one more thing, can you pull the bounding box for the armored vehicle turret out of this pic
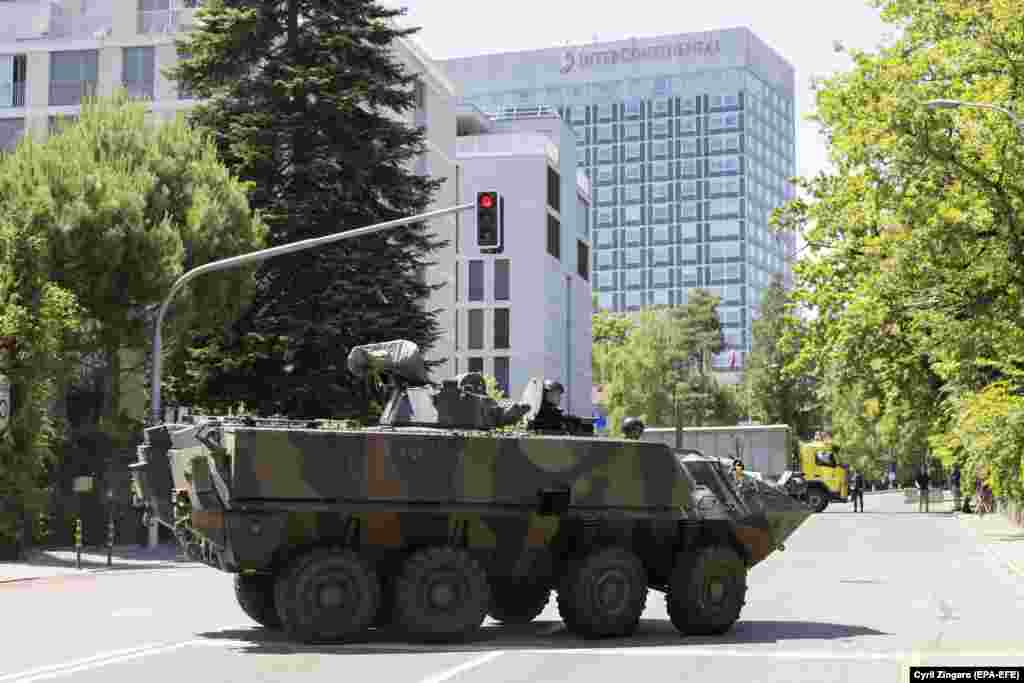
[132,339,812,643]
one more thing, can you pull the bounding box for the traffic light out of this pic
[476,191,502,252]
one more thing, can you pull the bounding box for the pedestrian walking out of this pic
[850,469,865,512]
[950,464,962,511]
[888,469,896,490]
[915,467,931,512]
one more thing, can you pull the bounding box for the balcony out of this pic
[138,1,202,34]
[123,81,155,101]
[138,9,179,34]
[49,80,98,107]
[0,82,27,108]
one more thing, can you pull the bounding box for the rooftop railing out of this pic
[484,104,562,121]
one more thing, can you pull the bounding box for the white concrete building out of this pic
[454,104,593,416]
[0,0,464,401]
[0,2,594,413]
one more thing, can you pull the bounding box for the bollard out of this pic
[107,515,115,567]
[74,518,82,570]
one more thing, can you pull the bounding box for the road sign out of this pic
[593,412,607,431]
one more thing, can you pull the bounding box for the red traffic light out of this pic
[478,193,495,209]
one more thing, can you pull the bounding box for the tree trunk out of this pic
[101,345,121,426]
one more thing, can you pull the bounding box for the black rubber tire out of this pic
[372,576,394,629]
[393,546,490,642]
[273,547,380,643]
[557,546,647,639]
[807,487,829,513]
[488,580,550,624]
[667,545,747,636]
[234,573,282,628]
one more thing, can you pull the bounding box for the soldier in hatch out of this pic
[531,380,587,433]
[621,417,645,440]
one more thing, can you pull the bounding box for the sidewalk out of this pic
[958,510,1024,578]
[0,544,204,584]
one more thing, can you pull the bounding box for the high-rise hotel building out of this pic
[442,28,797,370]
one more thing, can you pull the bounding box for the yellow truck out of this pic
[799,440,849,512]
[640,426,848,513]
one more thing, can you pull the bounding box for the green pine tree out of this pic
[169,0,446,419]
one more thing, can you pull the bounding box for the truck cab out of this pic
[799,441,849,512]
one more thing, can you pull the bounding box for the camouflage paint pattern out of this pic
[133,418,812,578]
[220,428,695,512]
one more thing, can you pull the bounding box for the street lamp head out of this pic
[923,99,963,110]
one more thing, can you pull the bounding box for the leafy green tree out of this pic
[745,274,819,438]
[10,93,265,429]
[0,173,82,549]
[668,289,726,427]
[593,289,732,434]
[775,0,1024,500]
[170,0,445,420]
[0,92,265,546]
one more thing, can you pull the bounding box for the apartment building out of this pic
[0,0,464,421]
[0,1,595,416]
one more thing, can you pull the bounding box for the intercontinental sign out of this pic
[560,36,721,74]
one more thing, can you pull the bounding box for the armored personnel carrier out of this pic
[132,339,812,643]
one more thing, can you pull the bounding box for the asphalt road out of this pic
[2,492,1023,683]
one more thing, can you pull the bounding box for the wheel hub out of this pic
[707,579,725,604]
[430,582,456,608]
[595,572,628,612]
[318,583,346,609]
[426,572,463,611]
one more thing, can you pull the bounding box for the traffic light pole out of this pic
[148,202,476,426]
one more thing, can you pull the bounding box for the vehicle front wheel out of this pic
[667,545,747,636]
[806,487,829,513]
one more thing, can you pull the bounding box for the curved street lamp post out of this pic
[923,99,1024,137]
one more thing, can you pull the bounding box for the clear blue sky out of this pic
[384,0,895,183]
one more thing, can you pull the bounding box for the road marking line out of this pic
[8,642,198,683]
[416,651,505,683]
[502,647,907,661]
[0,643,178,683]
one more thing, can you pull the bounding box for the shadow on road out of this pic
[197,618,888,656]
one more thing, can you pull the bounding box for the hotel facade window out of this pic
[446,28,797,364]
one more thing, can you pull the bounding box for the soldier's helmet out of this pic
[542,380,565,405]
[621,416,645,440]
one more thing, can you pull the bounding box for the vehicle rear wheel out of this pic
[488,580,550,624]
[667,545,746,636]
[393,546,490,642]
[557,546,647,639]
[234,573,281,628]
[274,547,380,643]
[806,487,829,512]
